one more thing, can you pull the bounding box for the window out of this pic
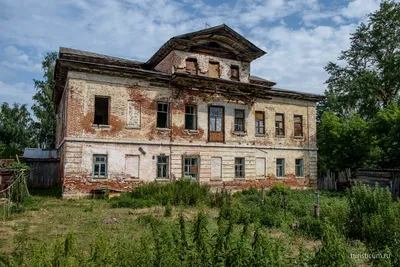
[295,159,304,177]
[183,157,199,180]
[276,158,285,177]
[255,111,265,134]
[93,155,107,178]
[208,62,220,78]
[185,105,197,130]
[294,115,303,137]
[275,113,285,136]
[157,156,169,179]
[186,58,198,75]
[94,97,109,125]
[157,102,170,128]
[235,158,245,178]
[210,107,223,132]
[234,109,245,132]
[230,65,239,81]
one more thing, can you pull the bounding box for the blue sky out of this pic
[0,0,385,109]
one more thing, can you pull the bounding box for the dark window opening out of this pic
[93,155,107,178]
[230,65,239,81]
[235,157,245,178]
[185,105,197,130]
[208,62,220,78]
[94,97,109,125]
[157,156,169,179]
[276,158,285,177]
[234,109,245,132]
[255,111,265,134]
[183,157,199,180]
[157,102,170,128]
[275,113,285,136]
[294,115,303,137]
[295,158,304,177]
[186,58,198,75]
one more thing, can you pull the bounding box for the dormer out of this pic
[148,24,266,83]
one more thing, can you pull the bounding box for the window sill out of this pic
[275,135,285,138]
[255,134,266,137]
[155,178,170,182]
[125,126,141,129]
[184,129,199,134]
[92,124,111,129]
[294,136,304,140]
[296,176,305,179]
[233,132,247,136]
[91,177,108,181]
[234,178,246,181]
[156,128,171,131]
[276,176,285,179]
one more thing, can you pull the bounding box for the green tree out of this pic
[32,52,58,148]
[0,103,37,158]
[322,0,400,119]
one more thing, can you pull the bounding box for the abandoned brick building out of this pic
[53,24,323,198]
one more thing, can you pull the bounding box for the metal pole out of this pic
[314,191,320,218]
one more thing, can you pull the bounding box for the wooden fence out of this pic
[24,159,60,188]
[318,169,351,190]
[354,169,400,197]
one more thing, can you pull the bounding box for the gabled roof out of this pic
[145,24,266,68]
[250,75,276,87]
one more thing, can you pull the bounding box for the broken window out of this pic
[294,115,303,137]
[235,157,245,178]
[185,105,197,130]
[275,113,285,136]
[157,102,170,128]
[186,58,198,75]
[276,158,285,177]
[295,158,304,177]
[208,62,220,78]
[157,156,169,179]
[255,111,265,134]
[234,109,245,132]
[93,155,107,178]
[183,157,199,180]
[230,65,239,81]
[94,96,109,125]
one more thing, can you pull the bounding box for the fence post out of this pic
[314,191,320,219]
[283,191,286,218]
[261,186,265,204]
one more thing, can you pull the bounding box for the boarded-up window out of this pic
[125,155,139,178]
[256,158,266,178]
[275,113,285,136]
[230,65,239,81]
[183,157,199,180]
[186,58,198,75]
[127,100,141,127]
[294,115,303,137]
[255,111,265,134]
[208,62,220,78]
[94,96,109,125]
[234,109,245,132]
[211,157,222,180]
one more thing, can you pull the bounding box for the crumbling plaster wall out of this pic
[155,50,250,82]
[64,72,317,148]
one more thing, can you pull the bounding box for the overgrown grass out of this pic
[1,181,398,266]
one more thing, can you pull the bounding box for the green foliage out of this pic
[110,179,211,208]
[4,162,30,170]
[0,103,37,158]
[32,52,58,149]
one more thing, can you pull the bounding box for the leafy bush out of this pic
[109,195,158,208]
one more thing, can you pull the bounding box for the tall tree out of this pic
[32,52,58,148]
[323,0,400,119]
[0,103,37,158]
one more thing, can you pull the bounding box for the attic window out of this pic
[230,65,239,81]
[186,58,198,75]
[209,42,221,48]
[94,96,109,125]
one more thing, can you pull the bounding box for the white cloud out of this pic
[0,81,35,107]
[341,0,380,19]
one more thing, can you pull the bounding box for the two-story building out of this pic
[53,24,323,198]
